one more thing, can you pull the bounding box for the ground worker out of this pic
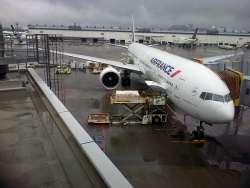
[66,67,70,74]
[127,55,131,63]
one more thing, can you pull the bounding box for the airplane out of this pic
[176,28,198,48]
[11,25,28,43]
[10,25,40,43]
[2,30,14,40]
[52,16,235,140]
[3,30,13,36]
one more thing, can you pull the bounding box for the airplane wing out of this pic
[201,52,243,64]
[53,51,143,74]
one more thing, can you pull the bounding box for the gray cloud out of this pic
[0,0,249,30]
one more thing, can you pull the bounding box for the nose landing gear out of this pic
[184,114,206,140]
[192,125,205,140]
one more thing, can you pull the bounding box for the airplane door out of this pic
[174,78,185,99]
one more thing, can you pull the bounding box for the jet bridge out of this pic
[217,68,243,113]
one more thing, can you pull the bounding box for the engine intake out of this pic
[100,67,121,90]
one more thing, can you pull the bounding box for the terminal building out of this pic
[27,23,250,45]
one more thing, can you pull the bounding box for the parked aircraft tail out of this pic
[10,25,22,39]
[192,28,198,39]
[11,25,15,35]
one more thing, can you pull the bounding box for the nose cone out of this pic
[214,104,235,123]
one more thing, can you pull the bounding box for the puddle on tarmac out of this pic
[0,105,14,111]
[91,99,100,109]
[16,113,34,120]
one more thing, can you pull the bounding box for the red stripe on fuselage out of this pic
[170,70,181,77]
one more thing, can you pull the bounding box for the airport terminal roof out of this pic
[27,24,250,36]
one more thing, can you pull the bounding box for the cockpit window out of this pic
[224,93,232,102]
[213,94,224,102]
[200,92,206,99]
[205,93,213,100]
[200,92,232,103]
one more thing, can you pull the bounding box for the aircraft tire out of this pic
[200,131,205,139]
[192,131,198,139]
[153,116,161,124]
[127,78,131,86]
[121,77,125,87]
[121,77,130,87]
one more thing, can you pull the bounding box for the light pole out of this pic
[15,22,18,31]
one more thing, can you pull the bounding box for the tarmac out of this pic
[0,43,250,188]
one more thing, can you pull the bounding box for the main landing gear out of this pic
[121,70,131,87]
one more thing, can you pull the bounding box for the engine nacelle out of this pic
[100,67,121,90]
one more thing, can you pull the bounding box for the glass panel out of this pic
[205,93,213,100]
[224,93,232,102]
[200,92,206,99]
[213,94,224,102]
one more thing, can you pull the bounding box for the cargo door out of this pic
[174,78,185,99]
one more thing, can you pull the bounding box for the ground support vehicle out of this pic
[55,66,71,74]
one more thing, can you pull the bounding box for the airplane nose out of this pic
[214,105,235,123]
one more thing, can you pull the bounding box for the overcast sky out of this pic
[0,0,250,31]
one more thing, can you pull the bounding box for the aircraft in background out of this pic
[3,30,14,39]
[176,28,198,48]
[53,17,235,139]
[11,25,42,43]
[11,25,28,43]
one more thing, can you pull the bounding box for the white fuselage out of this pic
[3,31,14,39]
[128,42,234,124]
[177,37,196,45]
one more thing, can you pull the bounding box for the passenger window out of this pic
[213,94,224,102]
[205,93,213,100]
[224,93,232,102]
[200,92,206,99]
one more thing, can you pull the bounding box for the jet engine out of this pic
[99,67,121,90]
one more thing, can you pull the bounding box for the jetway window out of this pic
[246,88,249,95]
[213,94,224,102]
[205,93,213,100]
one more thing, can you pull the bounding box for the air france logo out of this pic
[150,57,181,77]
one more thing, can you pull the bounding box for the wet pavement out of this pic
[0,90,72,187]
[0,72,106,187]
[1,43,250,187]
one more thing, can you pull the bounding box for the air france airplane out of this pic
[56,16,234,139]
